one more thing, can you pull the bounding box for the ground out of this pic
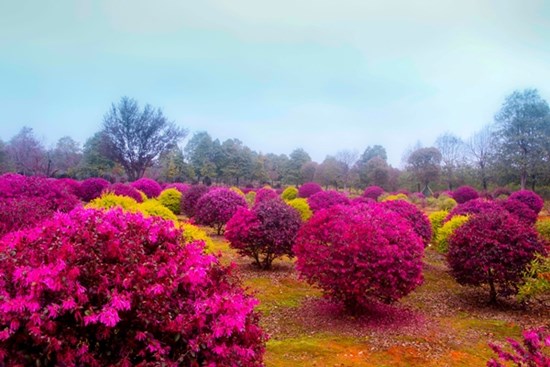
[203,228,548,367]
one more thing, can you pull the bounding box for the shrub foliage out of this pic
[195,188,248,235]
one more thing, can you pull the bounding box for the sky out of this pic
[1,0,550,167]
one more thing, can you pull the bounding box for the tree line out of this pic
[1,89,549,195]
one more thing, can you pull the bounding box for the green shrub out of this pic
[86,193,139,212]
[281,186,298,201]
[381,193,409,202]
[137,199,178,222]
[435,215,469,253]
[437,197,457,211]
[286,198,313,221]
[429,210,448,242]
[517,253,550,303]
[181,222,214,249]
[535,218,550,242]
[158,188,182,215]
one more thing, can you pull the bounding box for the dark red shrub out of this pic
[380,199,432,247]
[181,184,210,218]
[105,183,143,203]
[294,204,424,312]
[509,190,544,214]
[446,198,499,221]
[452,186,479,204]
[80,177,110,202]
[0,208,266,366]
[195,188,248,235]
[254,187,279,205]
[363,186,384,200]
[492,187,512,198]
[487,327,550,367]
[500,199,538,226]
[298,182,322,198]
[225,199,302,270]
[307,190,350,213]
[448,209,546,303]
[131,178,162,198]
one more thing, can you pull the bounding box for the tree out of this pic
[355,145,388,187]
[102,96,187,181]
[78,132,118,179]
[466,125,495,191]
[435,132,464,190]
[314,156,346,189]
[407,147,442,193]
[184,132,221,184]
[364,156,390,189]
[7,127,47,176]
[263,153,289,186]
[50,136,82,177]
[286,148,311,185]
[0,140,10,173]
[494,89,550,189]
[334,149,359,190]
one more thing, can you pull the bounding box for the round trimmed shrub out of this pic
[298,182,322,199]
[363,186,384,201]
[105,183,143,203]
[254,187,279,205]
[158,188,183,215]
[435,215,469,253]
[380,199,432,247]
[131,178,162,199]
[245,191,256,207]
[447,209,546,303]
[55,178,83,198]
[181,185,210,218]
[164,182,190,194]
[80,177,110,202]
[137,199,178,222]
[381,193,409,202]
[492,187,512,199]
[428,210,448,242]
[294,204,424,311]
[452,186,479,204]
[286,198,313,221]
[225,199,302,270]
[535,218,550,242]
[509,190,544,214]
[307,190,350,213]
[195,188,248,235]
[437,196,457,211]
[87,193,139,212]
[230,186,246,197]
[181,221,214,250]
[517,254,550,303]
[445,198,498,221]
[0,208,266,366]
[281,186,298,201]
[500,199,538,226]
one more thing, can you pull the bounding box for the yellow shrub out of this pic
[230,186,245,197]
[158,188,182,215]
[435,215,469,253]
[137,190,148,202]
[286,198,313,221]
[535,218,550,242]
[137,199,178,222]
[437,197,457,211]
[382,193,409,202]
[517,253,550,302]
[181,222,214,249]
[429,210,448,242]
[245,191,256,207]
[281,186,298,201]
[86,193,138,212]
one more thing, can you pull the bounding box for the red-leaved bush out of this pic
[0,207,266,366]
[500,199,538,226]
[363,186,385,201]
[131,178,162,199]
[298,182,323,198]
[181,184,210,218]
[380,199,432,247]
[80,177,111,202]
[445,198,499,221]
[0,174,79,237]
[195,188,248,235]
[452,185,479,204]
[307,190,350,213]
[448,208,546,303]
[254,187,279,205]
[294,204,424,312]
[509,190,545,215]
[225,199,302,270]
[487,327,550,367]
[105,183,143,203]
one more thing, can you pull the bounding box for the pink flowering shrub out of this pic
[452,186,479,204]
[294,204,424,312]
[487,327,550,367]
[0,174,79,237]
[307,190,350,213]
[448,209,546,303]
[55,178,83,199]
[225,199,302,270]
[254,187,279,205]
[195,188,248,235]
[163,182,190,194]
[298,182,323,198]
[105,183,143,203]
[380,199,432,247]
[363,186,385,201]
[131,178,162,198]
[0,207,266,366]
[80,177,110,202]
[181,184,210,218]
[509,190,545,214]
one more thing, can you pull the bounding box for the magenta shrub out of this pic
[500,199,538,226]
[452,186,479,204]
[80,177,110,202]
[0,207,266,366]
[55,178,83,199]
[487,327,550,367]
[294,204,424,312]
[448,209,546,303]
[445,198,499,221]
[363,186,384,201]
[380,199,432,247]
[195,188,248,235]
[509,190,544,214]
[105,183,143,203]
[163,182,190,194]
[492,187,512,198]
[130,178,162,198]
[225,199,302,270]
[307,190,350,213]
[0,174,79,237]
[298,182,323,198]
[181,184,210,218]
[254,187,279,205]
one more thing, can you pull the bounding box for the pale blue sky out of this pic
[1,0,549,166]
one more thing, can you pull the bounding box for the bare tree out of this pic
[466,125,495,191]
[435,132,465,190]
[102,97,188,181]
[7,127,47,175]
[407,147,442,193]
[335,149,359,190]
